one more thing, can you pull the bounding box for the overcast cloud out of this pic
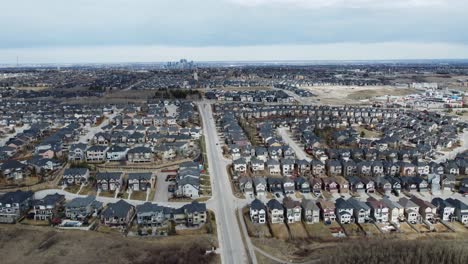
[0,0,467,63]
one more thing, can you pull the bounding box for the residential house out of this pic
[65,196,103,220]
[239,177,254,198]
[366,198,389,223]
[136,202,172,227]
[96,172,123,192]
[32,193,65,221]
[398,198,421,224]
[68,143,87,162]
[86,145,108,163]
[335,198,354,224]
[382,197,404,223]
[446,198,468,224]
[347,197,370,224]
[127,147,153,163]
[301,199,320,224]
[250,199,267,224]
[101,199,136,227]
[410,196,437,222]
[295,177,310,193]
[266,199,284,224]
[253,177,267,197]
[283,197,302,223]
[106,145,128,161]
[0,190,33,223]
[183,201,207,226]
[0,160,29,180]
[317,199,336,223]
[128,172,153,191]
[283,178,295,195]
[431,198,455,222]
[62,168,89,186]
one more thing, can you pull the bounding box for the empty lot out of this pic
[0,225,218,264]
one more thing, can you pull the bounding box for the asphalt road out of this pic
[277,127,311,161]
[198,102,251,264]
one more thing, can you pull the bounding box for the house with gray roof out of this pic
[0,190,33,223]
[65,196,103,221]
[128,172,153,191]
[101,199,135,227]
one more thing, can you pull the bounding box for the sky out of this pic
[1,0,468,63]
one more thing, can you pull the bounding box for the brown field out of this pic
[446,221,468,233]
[130,191,147,201]
[399,222,417,233]
[341,223,364,237]
[303,222,333,240]
[99,191,115,198]
[242,211,272,238]
[355,126,383,139]
[303,85,417,105]
[287,222,309,240]
[360,223,382,236]
[270,223,290,241]
[15,86,49,91]
[0,225,218,264]
[433,223,450,233]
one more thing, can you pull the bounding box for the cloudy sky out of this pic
[1,0,468,63]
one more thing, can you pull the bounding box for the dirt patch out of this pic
[304,85,417,105]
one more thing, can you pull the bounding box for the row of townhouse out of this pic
[68,144,188,163]
[0,190,208,230]
[239,173,458,199]
[249,196,468,226]
[233,154,468,178]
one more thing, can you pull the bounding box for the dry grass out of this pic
[433,223,450,233]
[303,85,417,105]
[447,222,468,233]
[0,225,218,264]
[360,223,382,236]
[355,126,382,139]
[342,223,364,237]
[287,222,309,240]
[255,251,280,264]
[399,222,417,234]
[78,184,95,195]
[130,191,147,201]
[294,192,304,199]
[242,210,272,238]
[304,222,333,239]
[64,184,80,194]
[270,223,290,241]
[99,191,115,198]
